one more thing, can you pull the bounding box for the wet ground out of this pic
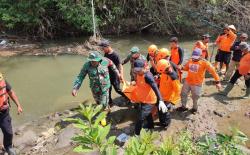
[0,77,248,155]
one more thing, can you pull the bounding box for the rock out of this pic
[213,110,227,117]
[55,124,79,149]
[14,130,38,147]
[40,128,55,139]
[64,110,73,116]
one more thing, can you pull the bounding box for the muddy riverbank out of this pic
[0,77,249,155]
[0,36,100,57]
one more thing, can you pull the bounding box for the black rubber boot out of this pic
[6,147,16,155]
[219,83,234,96]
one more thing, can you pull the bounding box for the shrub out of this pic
[65,104,117,155]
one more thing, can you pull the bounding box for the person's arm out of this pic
[228,30,237,41]
[5,82,22,114]
[7,90,23,114]
[144,73,163,101]
[72,63,88,96]
[146,53,150,62]
[170,61,179,72]
[119,64,124,81]
[230,42,237,51]
[116,53,124,79]
[178,47,184,65]
[122,54,131,65]
[181,61,189,71]
[108,59,121,80]
[206,61,220,81]
[205,61,221,89]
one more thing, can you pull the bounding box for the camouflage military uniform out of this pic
[73,57,119,107]
[122,53,147,81]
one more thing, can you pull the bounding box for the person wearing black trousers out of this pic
[220,42,250,98]
[99,40,129,106]
[0,73,23,155]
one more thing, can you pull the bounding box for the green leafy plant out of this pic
[198,127,248,155]
[177,130,198,155]
[124,129,159,155]
[65,104,117,155]
[154,137,180,155]
[65,104,249,155]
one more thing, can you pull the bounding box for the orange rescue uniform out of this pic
[238,53,250,75]
[216,30,237,52]
[183,59,220,85]
[170,47,180,65]
[123,74,157,104]
[159,73,181,104]
[194,41,209,59]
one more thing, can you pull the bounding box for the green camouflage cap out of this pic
[87,51,102,61]
[130,46,140,54]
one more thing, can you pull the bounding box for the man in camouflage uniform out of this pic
[72,51,121,109]
[122,46,147,81]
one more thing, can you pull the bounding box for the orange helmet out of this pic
[156,48,171,62]
[148,44,158,56]
[156,59,171,73]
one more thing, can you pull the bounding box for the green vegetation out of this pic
[67,104,249,155]
[1,0,249,39]
[198,128,249,155]
[64,104,117,154]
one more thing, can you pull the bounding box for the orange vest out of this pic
[239,53,250,75]
[183,59,220,85]
[159,73,181,104]
[0,80,8,109]
[216,30,237,52]
[170,48,180,65]
[194,41,209,59]
[122,75,157,104]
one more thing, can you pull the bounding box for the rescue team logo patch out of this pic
[189,64,200,73]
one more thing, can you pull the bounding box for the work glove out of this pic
[158,101,168,113]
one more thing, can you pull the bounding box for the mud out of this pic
[0,77,249,155]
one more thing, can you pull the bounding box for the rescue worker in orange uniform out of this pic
[147,44,158,75]
[156,48,182,81]
[122,59,167,135]
[193,34,211,60]
[177,48,221,114]
[156,59,181,127]
[220,42,250,98]
[0,72,23,155]
[214,25,237,74]
[224,33,248,81]
[169,37,184,67]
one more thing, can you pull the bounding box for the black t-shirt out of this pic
[104,51,121,80]
[231,41,243,62]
